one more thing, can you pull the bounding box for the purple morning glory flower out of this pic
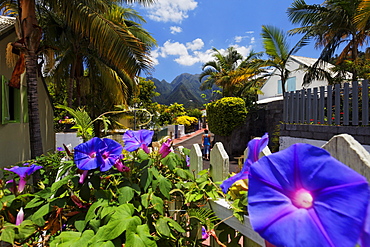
[159,138,172,158]
[74,137,107,170]
[201,226,209,240]
[56,147,64,152]
[248,143,369,247]
[99,138,123,172]
[220,133,268,194]
[360,191,370,246]
[4,163,42,192]
[123,129,154,152]
[74,137,123,174]
[16,208,24,226]
[186,155,190,167]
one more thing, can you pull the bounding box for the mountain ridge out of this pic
[148,73,216,108]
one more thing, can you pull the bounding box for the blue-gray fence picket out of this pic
[283,80,370,126]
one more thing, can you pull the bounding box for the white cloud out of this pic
[234,36,243,43]
[145,0,198,23]
[161,40,189,57]
[149,38,254,67]
[186,38,204,51]
[170,26,182,34]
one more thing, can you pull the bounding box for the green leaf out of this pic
[35,187,53,199]
[85,199,109,225]
[141,193,149,208]
[151,195,164,215]
[118,186,135,204]
[137,149,149,160]
[51,174,73,192]
[25,197,45,209]
[0,226,15,244]
[161,153,179,170]
[90,204,140,243]
[158,176,171,199]
[155,218,170,237]
[175,168,192,179]
[125,224,157,247]
[80,182,91,202]
[90,241,115,247]
[32,203,51,221]
[50,230,94,247]
[16,220,37,240]
[140,168,153,191]
[164,217,185,233]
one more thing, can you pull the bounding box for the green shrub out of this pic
[206,97,247,136]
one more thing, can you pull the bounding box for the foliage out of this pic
[167,103,186,117]
[200,48,265,97]
[206,97,247,136]
[174,116,198,126]
[187,108,203,120]
[0,132,225,246]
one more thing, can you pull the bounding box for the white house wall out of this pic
[258,58,328,101]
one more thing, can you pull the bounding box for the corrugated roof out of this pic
[290,55,334,69]
[0,16,16,34]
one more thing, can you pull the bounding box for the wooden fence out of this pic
[185,134,370,246]
[283,80,370,125]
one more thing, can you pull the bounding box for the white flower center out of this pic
[292,189,313,209]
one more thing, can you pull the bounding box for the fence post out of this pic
[307,88,312,123]
[300,89,305,123]
[319,86,325,124]
[363,80,369,125]
[335,84,341,125]
[189,143,203,177]
[313,88,318,124]
[352,81,359,126]
[343,83,350,125]
[209,142,229,183]
[283,92,289,122]
[327,85,333,125]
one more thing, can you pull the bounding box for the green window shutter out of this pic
[1,75,9,124]
[287,77,296,92]
[22,86,28,123]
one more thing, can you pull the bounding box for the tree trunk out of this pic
[17,0,43,158]
[25,52,43,158]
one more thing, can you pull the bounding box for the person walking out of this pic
[202,129,211,160]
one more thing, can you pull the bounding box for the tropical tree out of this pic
[200,47,264,97]
[199,47,243,97]
[260,25,308,94]
[288,0,370,82]
[0,0,155,158]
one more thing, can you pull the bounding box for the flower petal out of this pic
[74,137,107,170]
[248,143,369,247]
[220,133,269,193]
[16,208,24,226]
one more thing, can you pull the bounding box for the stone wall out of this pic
[280,124,370,145]
[213,100,284,159]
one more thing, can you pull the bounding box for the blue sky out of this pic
[134,0,321,82]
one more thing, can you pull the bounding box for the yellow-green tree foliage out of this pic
[206,97,247,136]
[175,116,198,126]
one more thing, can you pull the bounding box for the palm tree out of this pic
[261,25,308,94]
[288,0,369,81]
[199,47,243,97]
[1,0,155,157]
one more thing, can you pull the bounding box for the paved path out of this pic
[173,128,240,173]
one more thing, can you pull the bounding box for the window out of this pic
[1,75,21,124]
[277,77,296,94]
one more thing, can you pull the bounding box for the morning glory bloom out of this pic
[220,133,268,194]
[201,226,209,240]
[4,163,42,192]
[186,155,190,167]
[123,129,154,152]
[159,138,172,158]
[16,207,24,225]
[100,138,123,172]
[360,194,370,246]
[74,137,107,170]
[248,143,369,247]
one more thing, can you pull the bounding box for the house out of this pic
[257,55,334,104]
[0,16,55,167]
